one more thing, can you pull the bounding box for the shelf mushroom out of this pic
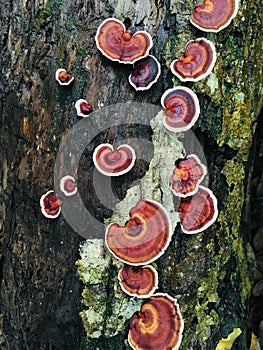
[128,293,184,350]
[55,68,74,85]
[118,265,158,298]
[59,175,77,197]
[105,199,173,265]
[95,18,153,64]
[170,38,216,82]
[170,154,207,197]
[75,99,93,117]
[93,143,136,176]
[128,55,161,91]
[40,190,62,219]
[190,0,239,33]
[161,86,200,132]
[179,185,218,234]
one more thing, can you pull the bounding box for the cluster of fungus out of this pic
[40,3,240,347]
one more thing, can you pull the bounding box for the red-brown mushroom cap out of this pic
[190,0,239,33]
[128,55,161,91]
[93,143,136,176]
[105,199,172,265]
[95,18,153,64]
[55,68,74,85]
[170,38,216,82]
[179,185,218,234]
[60,175,77,196]
[118,265,158,298]
[170,154,207,197]
[40,190,62,219]
[128,293,184,350]
[74,99,93,117]
[161,86,200,132]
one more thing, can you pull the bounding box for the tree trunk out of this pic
[0,0,262,349]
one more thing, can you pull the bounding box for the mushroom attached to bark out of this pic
[161,86,200,132]
[95,18,153,64]
[128,293,184,350]
[170,154,207,197]
[129,55,161,91]
[75,99,93,117]
[60,175,77,196]
[105,199,172,265]
[55,68,74,85]
[40,190,62,219]
[170,38,216,82]
[190,0,239,33]
[179,185,218,234]
[93,143,136,176]
[118,265,158,298]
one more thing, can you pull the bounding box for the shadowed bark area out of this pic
[0,0,262,349]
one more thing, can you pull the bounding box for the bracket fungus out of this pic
[40,190,62,219]
[170,154,207,197]
[128,293,184,350]
[118,265,158,298]
[105,199,172,265]
[128,55,161,91]
[161,86,200,132]
[93,143,136,176]
[95,18,153,64]
[190,0,239,33]
[179,185,218,234]
[74,99,93,117]
[59,175,77,197]
[55,68,74,85]
[170,38,216,82]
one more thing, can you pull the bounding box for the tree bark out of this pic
[0,0,262,349]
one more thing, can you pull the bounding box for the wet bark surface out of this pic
[0,0,262,349]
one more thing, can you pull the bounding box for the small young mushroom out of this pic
[128,55,161,91]
[55,68,74,86]
[128,293,184,350]
[118,265,158,298]
[179,185,218,234]
[74,99,93,117]
[95,18,153,64]
[40,190,62,219]
[190,0,239,33]
[59,175,77,197]
[105,199,173,265]
[161,86,200,132]
[93,143,136,176]
[170,154,207,197]
[170,38,217,82]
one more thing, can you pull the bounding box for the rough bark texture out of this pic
[0,0,262,349]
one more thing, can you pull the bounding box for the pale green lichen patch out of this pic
[169,0,193,15]
[79,112,186,343]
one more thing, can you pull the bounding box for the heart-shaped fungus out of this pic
[190,0,239,32]
[55,68,74,85]
[179,185,218,234]
[40,190,62,219]
[95,18,153,64]
[106,199,172,265]
[60,175,77,197]
[128,55,161,91]
[161,86,200,132]
[128,293,184,350]
[170,154,207,197]
[118,265,158,298]
[170,38,216,82]
[75,99,93,117]
[93,143,136,176]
